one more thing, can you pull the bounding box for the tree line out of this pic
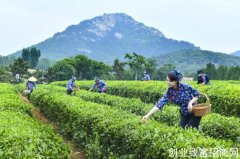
[200,63,240,80]
[1,50,240,82]
[114,54,240,81]
[0,55,15,66]
[113,53,175,80]
[47,55,112,82]
[0,47,42,82]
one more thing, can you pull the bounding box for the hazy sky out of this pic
[1,0,240,55]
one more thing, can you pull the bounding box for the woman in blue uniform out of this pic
[89,77,107,93]
[26,76,37,99]
[142,71,151,81]
[141,70,202,129]
[66,77,76,95]
[197,70,210,85]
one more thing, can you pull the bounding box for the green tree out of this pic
[37,58,51,70]
[145,58,157,79]
[47,55,111,81]
[30,48,41,68]
[0,67,12,82]
[22,48,30,62]
[199,64,240,80]
[9,58,29,76]
[125,53,146,80]
[71,55,92,79]
[22,47,41,69]
[48,61,76,81]
[113,58,125,80]
[69,55,111,80]
[92,61,112,79]
[225,67,232,80]
[217,65,228,80]
[228,66,240,80]
[0,55,15,66]
[235,66,240,80]
[205,63,217,80]
[156,64,175,80]
[123,69,135,80]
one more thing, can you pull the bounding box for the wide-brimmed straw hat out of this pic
[28,76,37,82]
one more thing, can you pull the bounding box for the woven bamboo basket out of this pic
[72,86,79,95]
[192,93,211,117]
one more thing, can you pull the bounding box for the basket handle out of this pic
[199,93,211,107]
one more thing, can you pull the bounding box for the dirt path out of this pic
[18,93,86,159]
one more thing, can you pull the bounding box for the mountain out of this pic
[155,50,240,74]
[10,13,198,63]
[231,51,240,57]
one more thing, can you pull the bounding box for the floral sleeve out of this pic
[155,89,169,110]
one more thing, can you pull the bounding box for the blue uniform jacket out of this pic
[91,80,106,92]
[26,81,36,91]
[143,74,151,80]
[155,83,200,116]
[66,79,75,91]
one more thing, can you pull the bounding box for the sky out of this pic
[1,0,240,56]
